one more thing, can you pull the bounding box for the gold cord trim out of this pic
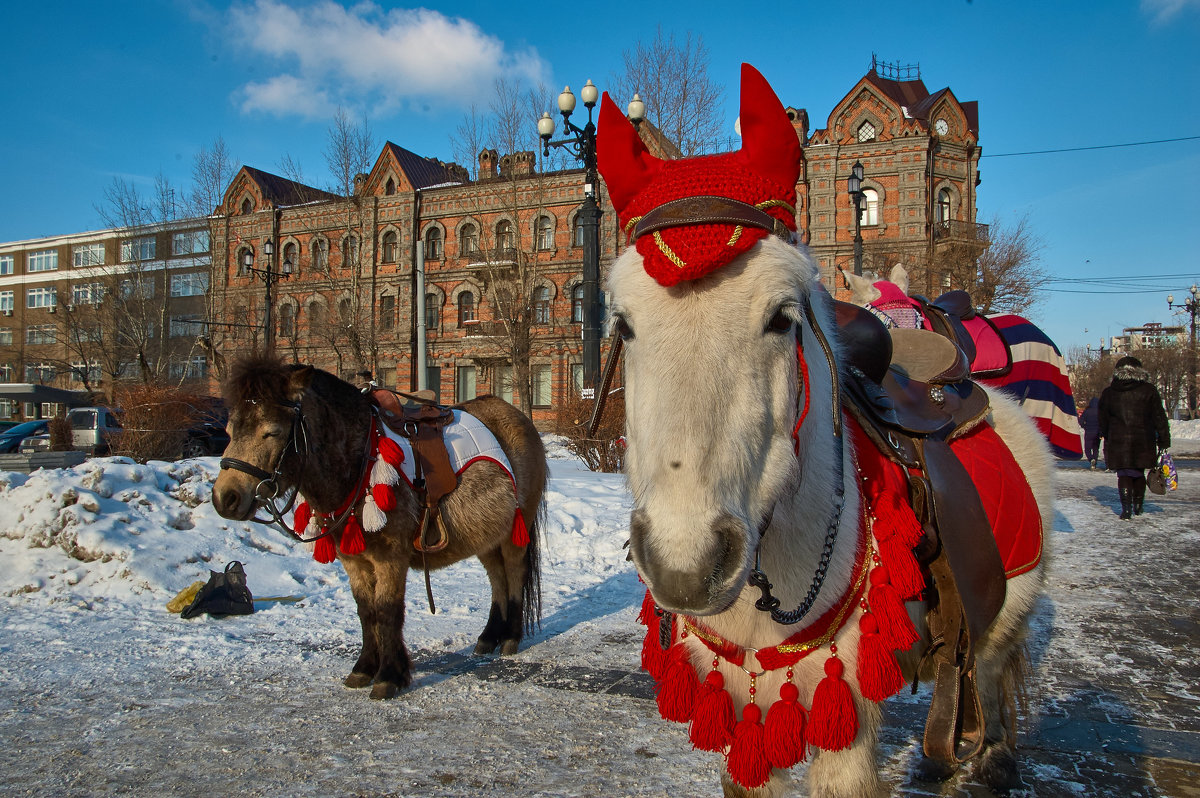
[726,225,744,247]
[755,199,797,214]
[653,231,687,270]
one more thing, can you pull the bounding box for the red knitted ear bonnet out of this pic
[597,64,802,286]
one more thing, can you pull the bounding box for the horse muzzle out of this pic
[628,508,749,616]
[212,474,258,521]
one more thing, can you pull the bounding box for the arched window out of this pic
[857,121,876,142]
[425,227,442,260]
[312,240,328,270]
[495,220,514,251]
[571,284,584,323]
[535,216,553,251]
[282,242,298,274]
[937,189,952,224]
[458,292,476,326]
[236,247,252,276]
[861,189,879,226]
[344,235,359,265]
[533,286,550,324]
[240,197,254,215]
[338,298,353,325]
[460,223,478,255]
[308,302,325,338]
[381,231,398,263]
[385,177,396,196]
[573,215,585,247]
[278,304,296,338]
[425,293,440,330]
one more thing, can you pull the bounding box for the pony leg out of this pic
[720,768,794,798]
[369,556,413,699]
[341,557,379,689]
[805,700,886,798]
[473,547,522,656]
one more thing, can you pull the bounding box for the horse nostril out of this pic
[670,461,681,470]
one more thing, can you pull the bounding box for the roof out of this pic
[0,384,94,406]
[863,70,930,111]
[241,166,338,206]
[383,142,464,189]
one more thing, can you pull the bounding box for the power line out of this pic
[983,134,1200,158]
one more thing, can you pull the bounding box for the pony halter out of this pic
[219,400,310,532]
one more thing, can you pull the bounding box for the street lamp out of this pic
[1167,283,1199,419]
[243,238,293,352]
[847,160,865,277]
[537,80,645,390]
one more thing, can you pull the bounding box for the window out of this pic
[121,236,156,262]
[26,324,56,345]
[279,304,296,338]
[169,356,208,380]
[533,286,551,324]
[385,177,396,196]
[458,292,476,326]
[497,364,514,404]
[0,255,12,275]
[241,198,254,214]
[72,283,104,305]
[24,363,55,383]
[0,364,11,382]
[532,364,551,407]
[861,189,879,226]
[937,189,952,224]
[495,220,514,250]
[381,231,398,263]
[0,398,13,418]
[236,247,252,276]
[857,121,876,142]
[345,235,359,265]
[119,277,154,299]
[170,272,210,297]
[0,328,10,345]
[460,224,478,255]
[380,294,396,332]
[456,365,477,403]
[425,227,442,260]
[426,366,441,403]
[27,287,57,309]
[423,293,439,331]
[70,362,102,384]
[73,243,105,268]
[571,284,584,323]
[573,216,585,247]
[312,241,328,270]
[308,302,325,336]
[172,231,210,256]
[378,366,396,389]
[535,216,553,251]
[28,249,58,272]
[0,291,14,312]
[170,315,205,337]
[283,242,298,273]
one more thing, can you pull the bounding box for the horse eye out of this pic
[614,316,635,342]
[766,309,794,334]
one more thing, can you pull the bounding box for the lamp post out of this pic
[537,81,645,390]
[1168,283,1199,419]
[847,160,865,277]
[243,238,293,352]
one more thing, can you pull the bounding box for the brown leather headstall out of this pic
[631,196,793,242]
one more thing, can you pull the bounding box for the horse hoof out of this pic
[344,672,373,689]
[369,681,401,700]
[913,756,958,783]
[976,745,1022,795]
[499,639,520,656]
[474,639,499,656]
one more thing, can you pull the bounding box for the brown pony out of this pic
[212,354,545,699]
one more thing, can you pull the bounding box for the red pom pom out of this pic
[656,643,699,723]
[371,483,396,512]
[340,515,366,556]
[877,533,925,599]
[690,669,735,752]
[764,683,807,769]
[856,613,905,702]
[727,702,771,789]
[868,574,920,652]
[313,535,337,564]
[511,508,530,547]
[805,656,858,751]
[292,502,311,538]
[377,436,405,468]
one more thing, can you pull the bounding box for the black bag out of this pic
[181,561,255,618]
[1148,464,1167,496]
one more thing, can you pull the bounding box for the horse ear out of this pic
[888,264,910,295]
[738,64,802,190]
[597,91,660,216]
[286,365,314,402]
[841,269,880,304]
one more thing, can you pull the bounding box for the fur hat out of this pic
[597,64,801,286]
[1114,355,1142,369]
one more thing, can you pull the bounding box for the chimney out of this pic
[478,149,498,180]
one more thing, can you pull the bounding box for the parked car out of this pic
[14,408,123,456]
[0,420,21,433]
[0,420,50,453]
[181,405,230,458]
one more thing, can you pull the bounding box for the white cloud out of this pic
[1142,0,1200,24]
[227,0,549,118]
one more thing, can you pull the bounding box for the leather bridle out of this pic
[219,400,310,534]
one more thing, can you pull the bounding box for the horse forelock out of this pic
[222,353,297,409]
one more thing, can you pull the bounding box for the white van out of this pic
[19,407,123,455]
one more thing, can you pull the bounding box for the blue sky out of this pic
[2,0,1197,357]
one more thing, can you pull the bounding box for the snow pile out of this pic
[1171,418,1200,440]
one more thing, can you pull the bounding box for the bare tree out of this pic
[187,135,239,219]
[609,27,726,156]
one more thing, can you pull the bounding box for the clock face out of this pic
[934,118,949,136]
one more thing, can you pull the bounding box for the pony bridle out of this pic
[219,400,311,530]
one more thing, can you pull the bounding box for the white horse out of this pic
[598,65,1052,798]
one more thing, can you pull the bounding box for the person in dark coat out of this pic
[1079,397,1101,468]
[1098,356,1171,519]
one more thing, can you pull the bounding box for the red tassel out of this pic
[855,613,904,702]
[371,483,396,512]
[378,436,405,467]
[764,681,807,768]
[292,502,311,538]
[726,702,771,789]
[340,515,366,556]
[313,534,337,564]
[876,533,924,599]
[805,656,858,751]
[689,669,735,752]
[872,488,924,545]
[641,623,668,679]
[868,568,920,652]
[656,643,699,723]
[511,508,530,547]
[637,590,657,627]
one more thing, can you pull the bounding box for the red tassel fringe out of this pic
[876,533,924,599]
[638,590,657,627]
[656,644,699,723]
[804,657,857,751]
[868,568,920,652]
[292,502,311,538]
[764,681,807,769]
[855,614,904,702]
[511,508,530,547]
[340,515,366,556]
[690,670,735,752]
[313,535,337,564]
[372,483,396,512]
[377,436,405,467]
[726,703,771,789]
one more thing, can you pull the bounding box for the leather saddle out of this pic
[836,301,1007,767]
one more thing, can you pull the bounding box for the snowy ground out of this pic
[0,426,1197,797]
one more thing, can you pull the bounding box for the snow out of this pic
[0,433,1196,796]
